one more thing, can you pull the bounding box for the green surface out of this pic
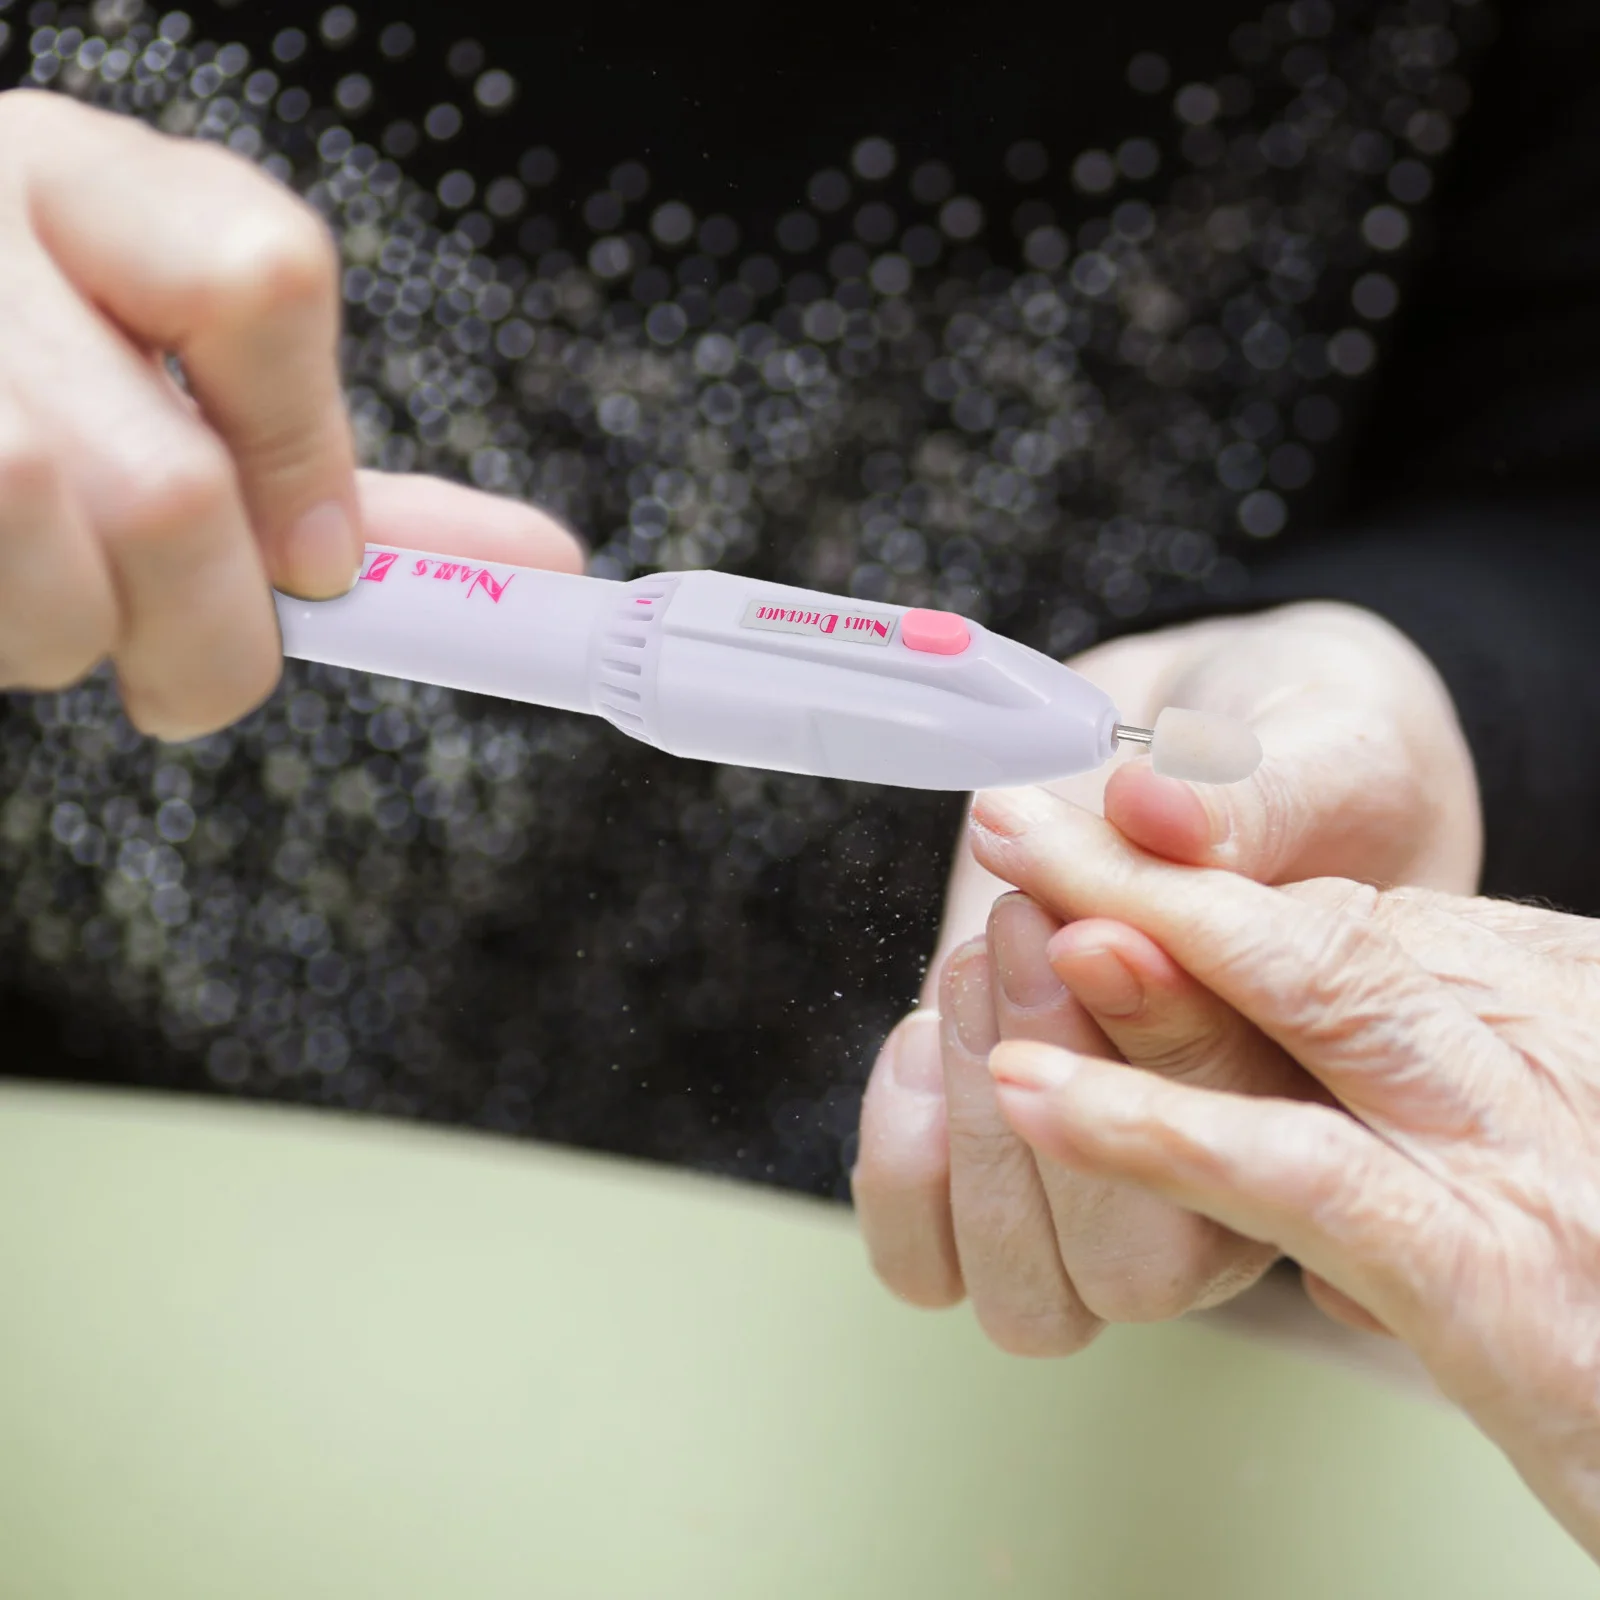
[0,1082,1593,1599]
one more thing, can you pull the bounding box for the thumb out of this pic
[1101,604,1480,889]
[1103,687,1411,885]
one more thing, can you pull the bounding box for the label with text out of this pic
[739,598,897,647]
[359,549,516,603]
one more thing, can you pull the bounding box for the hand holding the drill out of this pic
[0,89,580,739]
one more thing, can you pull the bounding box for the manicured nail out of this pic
[282,500,361,598]
[991,898,1066,1009]
[970,786,1058,839]
[947,963,999,1056]
[1053,942,1144,1019]
[890,1012,944,1093]
[989,1042,1079,1094]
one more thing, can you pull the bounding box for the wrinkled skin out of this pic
[0,89,580,737]
[962,784,1600,1563]
[853,598,1483,1348]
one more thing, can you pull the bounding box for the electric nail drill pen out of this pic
[273,546,1263,789]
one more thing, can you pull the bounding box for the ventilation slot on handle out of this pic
[593,578,676,743]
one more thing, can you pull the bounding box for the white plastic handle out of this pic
[275,545,1145,791]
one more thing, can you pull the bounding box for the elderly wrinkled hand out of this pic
[853,600,1481,1338]
[964,784,1600,1562]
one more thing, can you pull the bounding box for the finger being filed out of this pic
[1103,694,1408,885]
[1103,603,1479,891]
[988,1040,1450,1345]
[989,896,1277,1320]
[29,103,359,597]
[969,789,1520,1137]
[852,1012,964,1309]
[354,472,586,574]
[0,387,116,690]
[940,940,1101,1356]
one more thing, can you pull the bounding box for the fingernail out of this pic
[1054,942,1144,1019]
[1141,768,1232,848]
[989,1043,1078,1094]
[992,900,1066,1009]
[970,786,1058,839]
[282,500,361,598]
[890,1012,944,1093]
[947,965,999,1057]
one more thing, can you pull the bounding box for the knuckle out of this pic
[7,621,114,691]
[106,445,240,548]
[1073,1228,1273,1323]
[197,199,340,321]
[127,643,281,740]
[865,1246,963,1311]
[1282,876,1380,919]
[849,1174,965,1310]
[900,1279,965,1311]
[240,632,286,701]
[976,1301,1101,1358]
[118,585,282,740]
[1368,884,1463,948]
[1278,1107,1369,1222]
[1189,1242,1282,1309]
[946,1120,1024,1177]
[1077,1274,1195,1325]
[1068,1210,1221,1324]
[213,634,285,722]
[0,431,60,506]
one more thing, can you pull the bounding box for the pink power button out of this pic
[901,609,971,656]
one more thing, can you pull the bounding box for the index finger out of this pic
[968,788,1521,1141]
[353,472,586,573]
[17,93,360,599]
